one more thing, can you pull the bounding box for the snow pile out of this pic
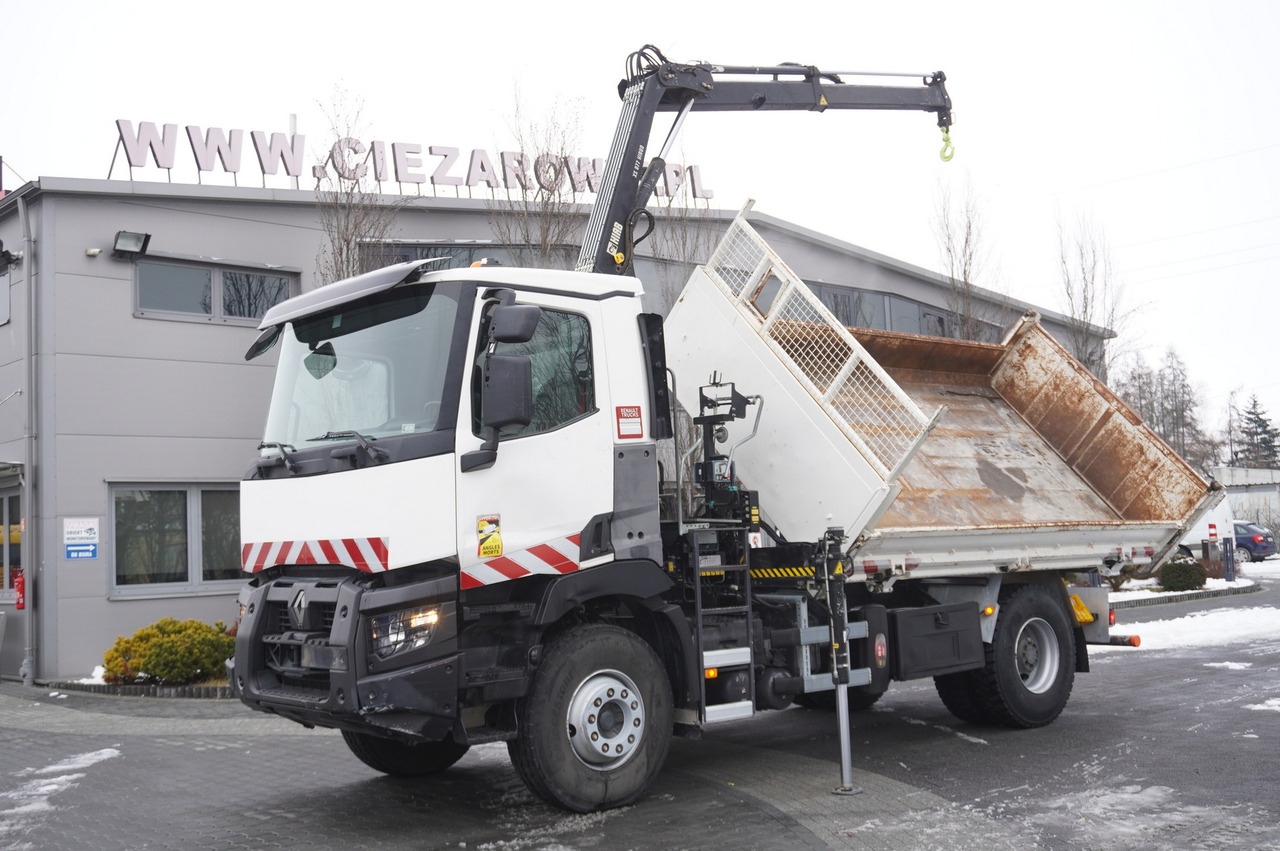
[76,665,107,685]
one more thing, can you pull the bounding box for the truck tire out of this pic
[933,670,991,724]
[935,583,1075,728]
[341,730,470,776]
[508,624,673,812]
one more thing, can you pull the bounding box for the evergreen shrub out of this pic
[103,618,234,685]
[1159,556,1208,593]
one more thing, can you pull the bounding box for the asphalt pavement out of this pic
[1,578,1274,850]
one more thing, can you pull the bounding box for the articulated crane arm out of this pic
[576,45,953,276]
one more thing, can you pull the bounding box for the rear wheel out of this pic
[341,730,470,776]
[1236,545,1254,564]
[935,583,1075,728]
[934,670,991,723]
[508,624,673,812]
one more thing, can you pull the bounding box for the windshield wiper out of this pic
[307,430,390,463]
[257,442,300,474]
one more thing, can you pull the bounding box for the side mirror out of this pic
[480,355,533,431]
[490,304,541,343]
[461,354,533,473]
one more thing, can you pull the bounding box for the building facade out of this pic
[0,177,1094,681]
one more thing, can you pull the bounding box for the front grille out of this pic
[259,596,340,700]
[268,599,337,634]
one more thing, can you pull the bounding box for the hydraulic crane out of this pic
[576,44,953,276]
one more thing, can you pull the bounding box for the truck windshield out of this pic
[262,285,462,449]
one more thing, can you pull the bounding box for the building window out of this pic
[112,485,241,592]
[137,260,294,324]
[818,287,887,330]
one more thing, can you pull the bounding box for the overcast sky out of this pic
[4,1,1278,435]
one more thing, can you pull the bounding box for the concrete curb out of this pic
[44,681,234,699]
[1110,581,1264,609]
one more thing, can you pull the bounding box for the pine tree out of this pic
[1237,395,1280,468]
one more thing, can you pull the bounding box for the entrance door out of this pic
[0,490,21,676]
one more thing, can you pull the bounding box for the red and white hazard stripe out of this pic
[241,537,390,573]
[460,534,582,590]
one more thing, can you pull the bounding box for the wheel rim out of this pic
[1013,617,1059,694]
[566,669,646,770]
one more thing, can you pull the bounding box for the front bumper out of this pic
[230,571,459,741]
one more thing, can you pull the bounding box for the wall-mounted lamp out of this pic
[112,231,151,259]
[0,239,21,272]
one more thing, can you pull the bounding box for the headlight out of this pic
[369,606,439,659]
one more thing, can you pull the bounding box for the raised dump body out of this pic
[664,206,1216,579]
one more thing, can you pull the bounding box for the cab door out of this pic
[454,299,614,590]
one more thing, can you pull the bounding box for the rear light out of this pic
[1254,534,1265,543]
[1109,608,1116,627]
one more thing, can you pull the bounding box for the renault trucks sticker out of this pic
[616,405,643,439]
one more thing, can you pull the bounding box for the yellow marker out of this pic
[1069,594,1095,624]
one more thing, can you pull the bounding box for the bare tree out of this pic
[1058,213,1127,380]
[934,180,1010,341]
[486,95,589,271]
[314,90,404,285]
[643,195,721,315]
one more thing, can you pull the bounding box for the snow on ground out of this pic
[1095,554,1279,653]
[1094,605,1279,653]
[0,749,121,847]
[1112,575,1254,601]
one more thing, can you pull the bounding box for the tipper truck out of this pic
[229,46,1220,812]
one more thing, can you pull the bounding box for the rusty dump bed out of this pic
[666,210,1216,576]
[851,315,1209,533]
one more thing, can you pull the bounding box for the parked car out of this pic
[1233,522,1277,563]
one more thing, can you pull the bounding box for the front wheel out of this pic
[341,730,470,776]
[508,624,673,812]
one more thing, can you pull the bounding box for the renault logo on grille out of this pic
[290,589,308,629]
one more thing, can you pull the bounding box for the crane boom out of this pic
[576,45,953,276]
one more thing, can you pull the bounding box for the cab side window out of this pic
[475,308,595,439]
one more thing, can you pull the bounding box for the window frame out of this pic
[134,254,299,326]
[472,305,598,441]
[0,492,20,604]
[109,483,244,598]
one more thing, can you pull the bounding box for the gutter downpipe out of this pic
[16,194,37,687]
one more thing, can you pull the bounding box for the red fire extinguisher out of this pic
[13,568,23,610]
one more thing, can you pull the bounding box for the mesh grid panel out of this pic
[704,216,930,476]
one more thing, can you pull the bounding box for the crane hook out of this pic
[939,128,955,162]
